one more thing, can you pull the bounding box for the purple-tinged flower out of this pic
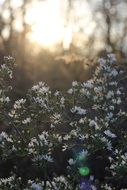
[80,179,96,190]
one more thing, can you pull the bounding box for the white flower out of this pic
[44,155,53,162]
[109,105,114,110]
[22,117,31,124]
[72,81,78,87]
[63,134,70,140]
[91,185,97,190]
[60,97,65,105]
[104,130,116,138]
[107,141,112,150]
[70,130,78,136]
[32,82,50,94]
[4,97,10,103]
[83,80,93,89]
[54,90,60,96]
[117,98,121,105]
[98,58,106,65]
[0,132,8,140]
[107,53,116,64]
[94,86,102,94]
[79,118,85,124]
[58,176,66,183]
[51,113,61,124]
[0,176,15,185]
[0,96,10,103]
[50,124,55,128]
[124,153,127,159]
[106,91,114,99]
[68,158,76,165]
[117,89,121,95]
[110,69,118,77]
[102,183,113,190]
[79,134,85,140]
[31,183,42,190]
[89,120,97,127]
[62,144,68,151]
[78,150,88,160]
[1,64,7,69]
[106,112,113,120]
[53,134,62,142]
[14,99,26,109]
[32,84,40,91]
[33,154,53,163]
[71,106,86,115]
[67,88,73,94]
[109,81,117,86]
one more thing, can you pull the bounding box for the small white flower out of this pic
[54,90,60,96]
[22,117,31,124]
[14,99,26,109]
[110,69,118,77]
[44,155,53,162]
[106,91,114,99]
[94,86,102,94]
[98,58,106,65]
[117,89,121,95]
[50,124,55,128]
[62,144,68,151]
[67,88,73,94]
[104,130,116,138]
[89,120,97,127]
[109,105,114,110]
[0,132,8,140]
[106,112,113,120]
[68,158,76,165]
[107,53,116,64]
[60,97,65,104]
[1,64,7,69]
[117,98,121,105]
[109,81,117,86]
[71,106,86,115]
[63,134,70,140]
[83,80,93,89]
[5,97,10,103]
[31,183,42,190]
[79,118,85,124]
[78,150,88,160]
[51,113,61,124]
[72,81,78,87]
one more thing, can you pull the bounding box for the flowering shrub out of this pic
[0,54,127,190]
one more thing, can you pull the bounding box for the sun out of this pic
[26,0,68,48]
[26,0,95,50]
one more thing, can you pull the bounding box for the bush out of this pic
[0,54,127,190]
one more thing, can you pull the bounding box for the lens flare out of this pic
[79,166,90,176]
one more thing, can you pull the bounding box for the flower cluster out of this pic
[0,56,14,109]
[0,54,127,189]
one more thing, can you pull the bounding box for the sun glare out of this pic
[26,0,95,50]
[27,0,69,49]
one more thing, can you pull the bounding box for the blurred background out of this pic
[0,0,127,98]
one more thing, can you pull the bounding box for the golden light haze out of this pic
[26,0,95,50]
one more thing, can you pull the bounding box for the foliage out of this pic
[0,54,127,190]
